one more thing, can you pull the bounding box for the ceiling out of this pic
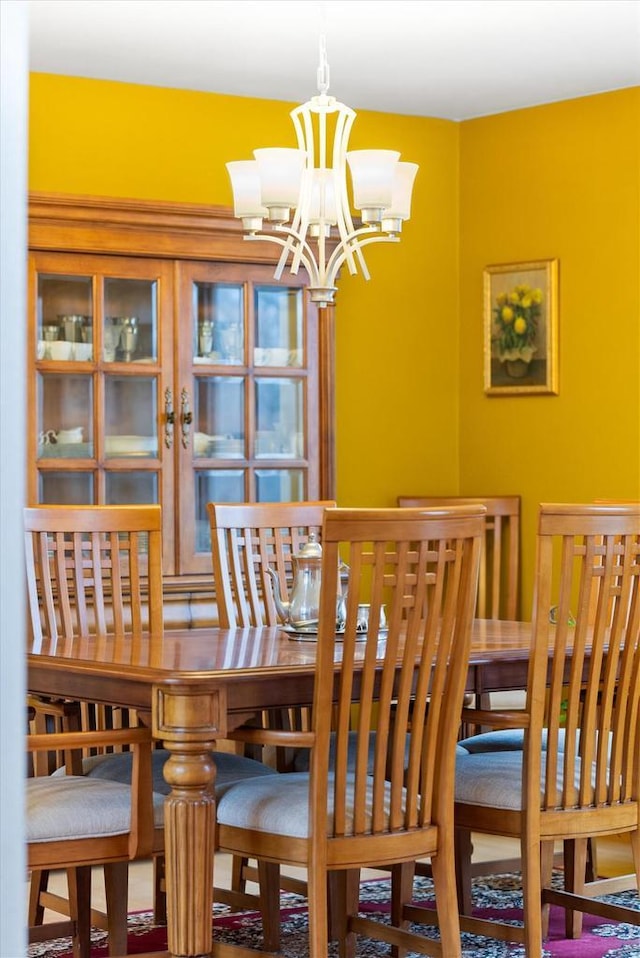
[28,0,640,121]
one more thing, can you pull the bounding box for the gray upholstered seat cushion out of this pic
[216,771,414,839]
[455,747,591,811]
[292,732,379,773]
[73,748,277,796]
[27,776,165,842]
[457,728,565,753]
[291,732,465,773]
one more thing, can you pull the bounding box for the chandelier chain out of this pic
[317,35,330,96]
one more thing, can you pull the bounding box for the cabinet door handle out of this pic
[180,387,192,449]
[164,388,175,449]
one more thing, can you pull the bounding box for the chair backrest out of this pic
[526,503,639,820]
[397,495,520,619]
[24,504,164,752]
[24,504,164,643]
[207,500,336,627]
[311,506,484,848]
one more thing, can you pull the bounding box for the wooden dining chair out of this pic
[215,505,485,958]
[457,497,640,883]
[398,494,521,727]
[24,503,276,951]
[27,721,165,957]
[397,496,524,876]
[208,500,336,630]
[24,502,165,954]
[453,502,640,954]
[207,499,336,906]
[397,495,520,621]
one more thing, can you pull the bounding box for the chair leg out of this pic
[153,854,167,925]
[257,859,281,952]
[521,838,543,958]
[66,865,92,958]
[28,868,49,926]
[586,837,599,882]
[231,853,248,892]
[307,862,330,958]
[454,826,474,915]
[540,840,555,938]
[563,837,588,939]
[431,843,463,958]
[630,827,640,878]
[390,861,415,958]
[328,869,360,958]
[104,861,129,957]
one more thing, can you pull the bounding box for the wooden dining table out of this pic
[27,619,537,958]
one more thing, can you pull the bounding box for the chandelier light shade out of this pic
[226,38,418,308]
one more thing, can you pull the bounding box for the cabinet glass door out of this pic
[37,273,93,363]
[37,373,94,458]
[177,262,319,574]
[29,252,175,573]
[104,376,159,459]
[104,278,158,364]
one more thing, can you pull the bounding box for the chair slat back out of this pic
[24,505,164,643]
[526,503,640,818]
[312,506,484,846]
[397,495,520,619]
[207,501,336,627]
[25,505,164,757]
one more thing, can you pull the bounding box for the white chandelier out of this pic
[226,37,418,308]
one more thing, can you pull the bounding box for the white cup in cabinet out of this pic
[57,427,84,444]
[73,342,92,361]
[49,341,72,361]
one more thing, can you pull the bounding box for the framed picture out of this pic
[484,259,558,396]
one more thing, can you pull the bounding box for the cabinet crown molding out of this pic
[29,192,281,263]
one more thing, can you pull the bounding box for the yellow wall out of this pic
[28,75,640,612]
[459,88,640,608]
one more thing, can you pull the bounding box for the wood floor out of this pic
[29,833,635,924]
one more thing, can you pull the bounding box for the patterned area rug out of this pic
[28,872,639,958]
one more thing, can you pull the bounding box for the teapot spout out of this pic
[265,566,290,623]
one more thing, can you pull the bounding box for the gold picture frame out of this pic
[484,259,558,396]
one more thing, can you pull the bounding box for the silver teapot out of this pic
[266,533,323,629]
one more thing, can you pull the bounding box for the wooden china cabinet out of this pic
[27,193,335,624]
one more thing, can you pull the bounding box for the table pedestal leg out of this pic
[163,746,216,957]
[153,684,227,958]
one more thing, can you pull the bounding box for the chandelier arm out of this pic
[331,106,363,277]
[325,231,400,289]
[289,103,315,215]
[314,108,329,280]
[245,229,320,287]
[324,223,382,281]
[283,176,314,277]
[290,100,331,277]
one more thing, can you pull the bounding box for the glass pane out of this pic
[105,376,158,457]
[37,374,93,458]
[194,377,244,458]
[38,273,93,362]
[254,286,303,367]
[193,282,244,365]
[39,472,94,504]
[255,469,305,502]
[255,378,303,458]
[105,472,158,504]
[104,278,157,363]
[195,470,245,552]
